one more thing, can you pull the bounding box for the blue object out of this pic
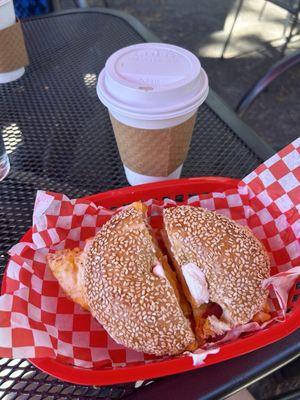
[14,0,51,18]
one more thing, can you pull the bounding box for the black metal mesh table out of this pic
[0,8,277,400]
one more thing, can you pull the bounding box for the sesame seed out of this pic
[84,205,196,356]
[163,206,270,326]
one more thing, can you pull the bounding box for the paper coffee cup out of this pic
[97,43,209,185]
[0,0,25,84]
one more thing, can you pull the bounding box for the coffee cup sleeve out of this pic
[0,20,29,73]
[110,114,196,177]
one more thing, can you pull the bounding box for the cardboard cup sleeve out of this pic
[0,20,29,73]
[110,114,196,177]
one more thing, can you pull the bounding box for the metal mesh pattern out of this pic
[0,11,262,399]
[0,358,137,399]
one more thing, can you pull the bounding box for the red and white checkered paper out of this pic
[0,139,299,368]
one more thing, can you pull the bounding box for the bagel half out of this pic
[84,203,197,356]
[162,206,271,341]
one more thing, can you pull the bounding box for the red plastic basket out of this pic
[7,177,300,385]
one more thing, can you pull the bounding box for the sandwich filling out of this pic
[47,247,89,310]
[181,263,209,306]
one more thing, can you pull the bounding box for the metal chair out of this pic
[265,0,300,54]
[236,47,300,115]
[221,0,300,116]
[73,0,108,7]
[221,0,300,59]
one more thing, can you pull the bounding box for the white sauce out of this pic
[152,262,166,278]
[182,262,209,306]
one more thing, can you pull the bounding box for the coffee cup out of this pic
[97,43,208,185]
[0,0,25,84]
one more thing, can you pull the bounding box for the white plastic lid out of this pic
[97,43,209,121]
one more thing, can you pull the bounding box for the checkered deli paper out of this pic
[0,139,299,368]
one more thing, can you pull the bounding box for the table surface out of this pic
[0,7,298,400]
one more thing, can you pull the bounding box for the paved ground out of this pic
[70,0,300,151]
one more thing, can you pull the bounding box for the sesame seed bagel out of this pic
[84,203,197,356]
[163,206,270,328]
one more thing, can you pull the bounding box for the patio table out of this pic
[0,8,298,400]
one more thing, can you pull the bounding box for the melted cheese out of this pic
[47,247,89,310]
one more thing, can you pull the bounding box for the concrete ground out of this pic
[64,0,300,151]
